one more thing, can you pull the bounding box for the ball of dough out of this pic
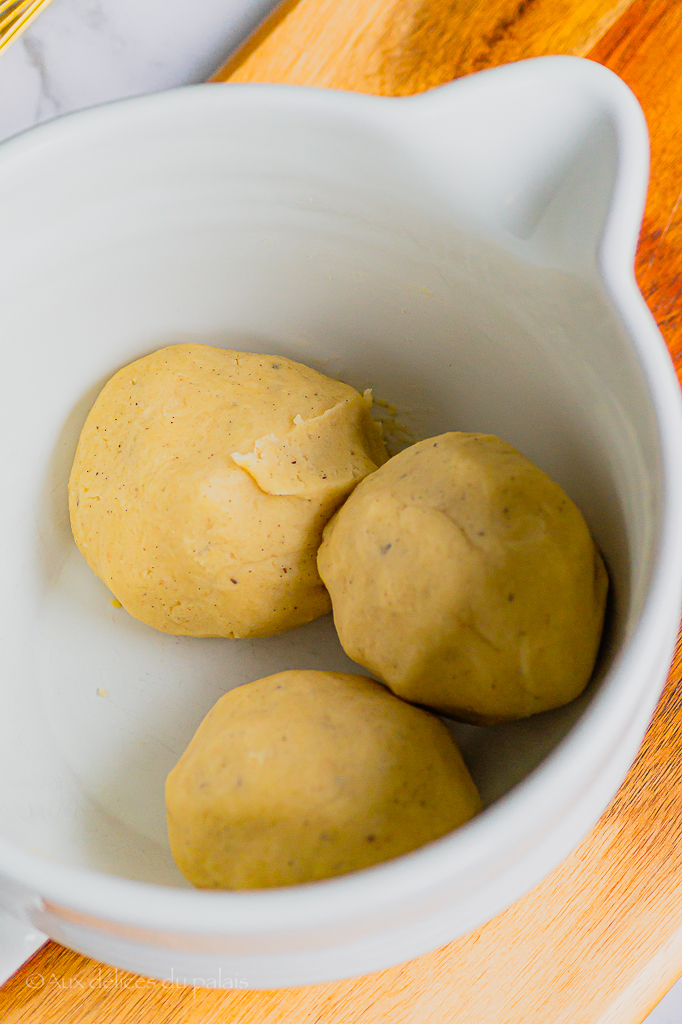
[69,343,387,638]
[165,669,481,888]
[317,433,608,724]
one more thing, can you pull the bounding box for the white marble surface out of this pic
[0,911,46,989]
[649,981,682,1024]
[0,0,281,143]
[0,1,681,1018]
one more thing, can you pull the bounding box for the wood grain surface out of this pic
[4,0,682,1021]
[216,0,633,92]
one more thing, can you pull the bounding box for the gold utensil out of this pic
[0,0,54,53]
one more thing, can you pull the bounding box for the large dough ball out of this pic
[166,670,481,888]
[69,343,387,638]
[318,433,608,724]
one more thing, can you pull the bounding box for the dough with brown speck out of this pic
[69,343,387,637]
[165,669,481,888]
[317,432,608,723]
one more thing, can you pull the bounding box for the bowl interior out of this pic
[0,84,659,887]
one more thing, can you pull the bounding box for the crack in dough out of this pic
[231,392,384,498]
[69,343,388,638]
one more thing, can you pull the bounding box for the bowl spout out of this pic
[396,56,649,274]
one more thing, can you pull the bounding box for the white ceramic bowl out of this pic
[1,55,681,989]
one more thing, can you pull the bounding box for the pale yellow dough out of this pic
[69,343,387,638]
[317,433,609,724]
[165,670,481,889]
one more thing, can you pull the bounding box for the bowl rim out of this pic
[1,53,681,938]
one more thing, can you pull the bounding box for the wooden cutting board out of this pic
[3,1,682,1021]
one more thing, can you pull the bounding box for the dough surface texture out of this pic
[69,343,387,637]
[166,669,481,888]
[317,432,608,723]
